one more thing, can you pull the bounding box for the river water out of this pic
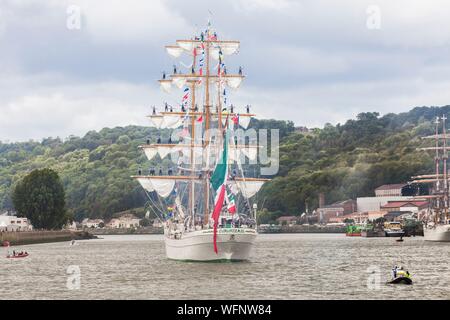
[0,234,449,300]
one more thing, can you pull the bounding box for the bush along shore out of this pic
[1,230,96,246]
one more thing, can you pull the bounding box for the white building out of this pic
[374,184,406,197]
[81,218,104,229]
[65,221,79,230]
[0,215,33,231]
[106,214,141,229]
[356,196,409,212]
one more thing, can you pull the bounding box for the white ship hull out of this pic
[424,224,450,242]
[164,227,257,261]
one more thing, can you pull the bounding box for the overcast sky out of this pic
[1,0,450,141]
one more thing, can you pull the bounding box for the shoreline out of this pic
[90,225,347,235]
[1,230,96,246]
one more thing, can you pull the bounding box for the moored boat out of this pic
[424,222,450,241]
[346,224,361,237]
[6,253,28,259]
[413,115,450,241]
[384,221,405,237]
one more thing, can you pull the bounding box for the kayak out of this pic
[388,276,412,285]
[6,253,29,259]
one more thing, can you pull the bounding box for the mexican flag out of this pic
[210,130,229,253]
[226,191,236,214]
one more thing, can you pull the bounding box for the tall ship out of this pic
[411,115,450,241]
[132,22,270,261]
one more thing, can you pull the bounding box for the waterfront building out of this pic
[64,221,78,230]
[374,183,407,197]
[380,200,429,213]
[106,214,141,229]
[356,196,409,212]
[383,211,412,222]
[276,216,298,226]
[0,215,33,231]
[380,200,429,219]
[317,199,356,223]
[81,218,104,229]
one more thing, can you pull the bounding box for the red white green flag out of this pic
[226,191,236,214]
[210,130,229,253]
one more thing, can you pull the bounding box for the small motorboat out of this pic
[388,267,412,284]
[388,276,412,285]
[6,253,29,259]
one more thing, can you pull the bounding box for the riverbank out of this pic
[89,226,163,235]
[89,225,346,236]
[259,225,346,234]
[89,225,347,235]
[1,230,96,246]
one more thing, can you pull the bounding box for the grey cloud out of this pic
[1,0,450,141]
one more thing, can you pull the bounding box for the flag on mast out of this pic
[182,87,190,108]
[226,191,236,214]
[210,130,229,253]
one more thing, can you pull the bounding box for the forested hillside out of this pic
[259,106,450,220]
[1,106,448,222]
[0,119,292,221]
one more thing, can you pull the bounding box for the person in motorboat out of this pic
[389,265,412,284]
[6,250,28,258]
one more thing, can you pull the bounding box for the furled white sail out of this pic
[239,116,251,129]
[227,77,243,89]
[137,178,155,192]
[162,115,183,129]
[235,180,265,198]
[149,178,176,198]
[172,77,187,89]
[210,47,221,61]
[143,148,158,160]
[220,42,240,55]
[176,145,204,164]
[166,46,184,58]
[149,115,164,128]
[157,146,172,159]
[176,41,194,52]
[160,81,172,93]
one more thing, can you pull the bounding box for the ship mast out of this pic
[189,78,196,227]
[411,115,450,224]
[132,24,271,229]
[443,115,449,223]
[203,27,212,226]
[435,116,441,223]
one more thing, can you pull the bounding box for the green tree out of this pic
[12,168,69,229]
